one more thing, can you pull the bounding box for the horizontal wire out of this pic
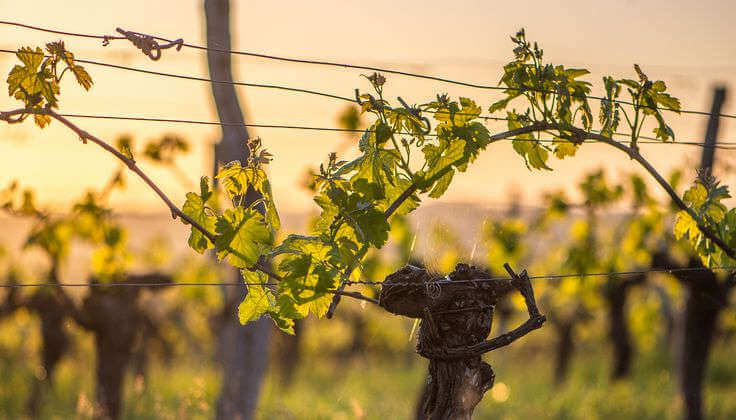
[0,282,258,288]
[0,48,734,140]
[0,50,733,147]
[0,48,358,104]
[1,20,734,119]
[47,113,736,149]
[0,49,509,123]
[348,265,736,286]
[1,266,732,288]
[0,21,123,41]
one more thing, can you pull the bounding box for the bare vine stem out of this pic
[3,108,734,312]
[563,126,736,261]
[385,120,735,260]
[0,108,392,306]
[1,108,281,280]
[321,118,736,316]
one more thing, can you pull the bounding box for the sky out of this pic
[0,0,734,215]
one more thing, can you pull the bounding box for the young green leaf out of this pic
[182,177,217,253]
[215,207,273,268]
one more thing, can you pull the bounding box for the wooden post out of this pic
[678,86,727,420]
[204,1,271,419]
[699,86,726,177]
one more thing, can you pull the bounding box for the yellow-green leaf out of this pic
[182,185,216,254]
[683,183,707,207]
[673,211,698,240]
[239,283,273,324]
[215,207,273,268]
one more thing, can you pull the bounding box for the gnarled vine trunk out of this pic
[21,265,71,417]
[652,252,734,420]
[679,271,729,420]
[25,290,71,417]
[604,274,645,380]
[551,317,575,384]
[546,306,588,385]
[380,263,545,419]
[63,274,169,419]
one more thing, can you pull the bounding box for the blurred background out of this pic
[0,0,735,418]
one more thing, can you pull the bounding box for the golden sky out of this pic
[1,0,734,214]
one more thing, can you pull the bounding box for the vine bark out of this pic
[380,263,545,419]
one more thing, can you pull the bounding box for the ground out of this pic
[1,309,735,419]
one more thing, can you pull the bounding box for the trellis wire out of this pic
[1,48,733,147]
[45,113,736,149]
[1,22,735,291]
[1,265,732,288]
[1,20,735,119]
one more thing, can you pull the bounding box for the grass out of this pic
[0,309,735,419]
[256,343,736,419]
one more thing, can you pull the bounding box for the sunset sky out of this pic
[1,0,734,215]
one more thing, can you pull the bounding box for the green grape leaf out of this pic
[504,112,550,170]
[318,186,390,248]
[33,114,51,128]
[217,161,260,199]
[674,211,699,241]
[269,310,296,334]
[115,136,135,161]
[238,270,297,334]
[351,206,390,247]
[261,177,281,233]
[8,47,61,114]
[564,68,590,79]
[7,47,44,95]
[215,207,273,268]
[433,97,481,127]
[527,143,551,170]
[489,92,521,114]
[513,138,551,170]
[349,148,397,201]
[374,121,392,145]
[239,281,273,324]
[272,235,342,318]
[428,170,454,199]
[674,176,735,266]
[182,177,217,253]
[422,139,465,179]
[683,183,708,207]
[216,161,280,232]
[117,142,134,161]
[69,63,92,90]
[552,138,579,159]
[313,193,339,233]
[45,41,93,90]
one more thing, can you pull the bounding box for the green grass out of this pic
[0,310,735,419]
[256,344,736,420]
